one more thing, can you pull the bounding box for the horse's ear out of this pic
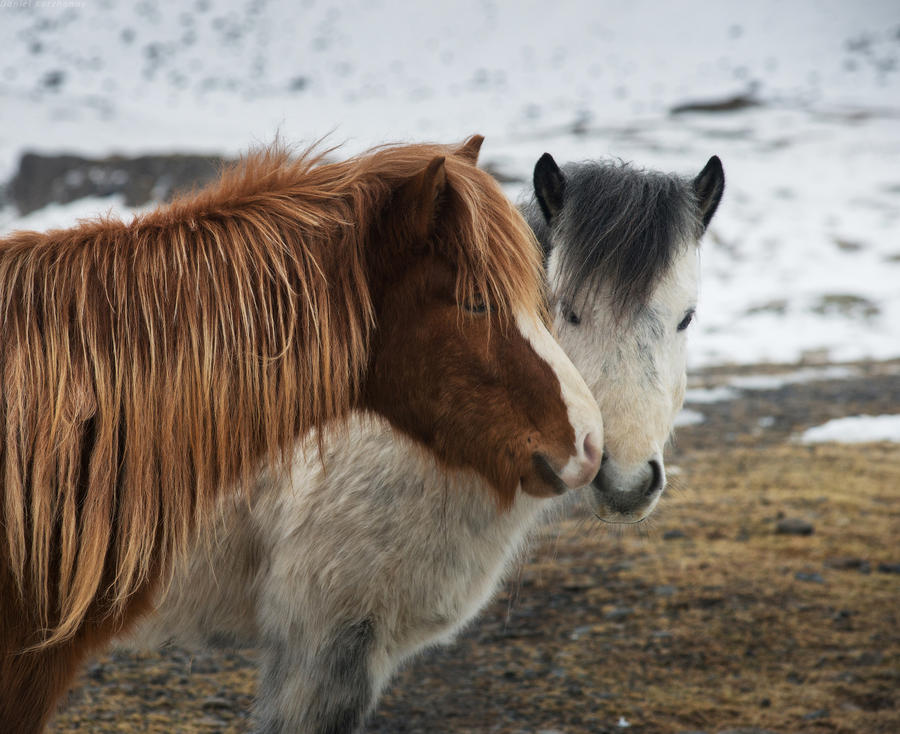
[534,152,566,222]
[693,155,725,230]
[456,134,484,164]
[399,156,448,241]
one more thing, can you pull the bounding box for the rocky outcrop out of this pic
[8,152,231,215]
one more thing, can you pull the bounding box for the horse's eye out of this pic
[677,310,695,331]
[561,304,581,326]
[465,299,488,314]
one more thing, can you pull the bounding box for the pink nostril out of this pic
[583,431,602,467]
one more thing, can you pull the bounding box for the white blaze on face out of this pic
[515,310,604,488]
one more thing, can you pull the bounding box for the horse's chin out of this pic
[593,510,651,525]
[587,487,662,524]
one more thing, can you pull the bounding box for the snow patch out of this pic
[728,366,860,391]
[685,366,863,407]
[674,409,705,427]
[685,386,740,404]
[800,415,900,444]
[0,196,142,234]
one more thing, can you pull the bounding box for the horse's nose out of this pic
[582,431,601,467]
[557,430,604,489]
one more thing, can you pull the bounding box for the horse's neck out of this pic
[269,415,552,653]
[297,414,548,545]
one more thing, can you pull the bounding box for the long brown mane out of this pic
[0,140,543,647]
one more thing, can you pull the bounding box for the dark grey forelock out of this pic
[524,160,702,320]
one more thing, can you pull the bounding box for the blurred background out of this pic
[2,1,898,732]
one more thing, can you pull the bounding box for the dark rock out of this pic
[795,571,825,583]
[670,91,761,115]
[775,518,814,535]
[802,709,829,720]
[663,529,687,540]
[852,650,884,666]
[8,152,231,215]
[481,160,527,185]
[288,75,308,91]
[876,562,900,574]
[604,606,633,621]
[42,69,66,90]
[201,695,234,710]
[824,557,866,570]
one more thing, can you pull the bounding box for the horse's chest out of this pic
[389,500,541,650]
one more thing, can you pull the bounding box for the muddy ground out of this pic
[51,362,900,734]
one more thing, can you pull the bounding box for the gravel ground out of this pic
[48,361,900,734]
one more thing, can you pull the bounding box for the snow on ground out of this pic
[800,415,900,443]
[684,366,868,404]
[684,386,741,404]
[673,409,705,428]
[0,194,142,233]
[1,0,899,368]
[727,367,863,391]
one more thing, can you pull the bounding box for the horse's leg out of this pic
[254,619,377,734]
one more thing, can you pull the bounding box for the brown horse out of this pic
[0,135,603,732]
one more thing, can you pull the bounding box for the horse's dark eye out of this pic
[561,304,581,326]
[465,299,488,314]
[677,310,695,331]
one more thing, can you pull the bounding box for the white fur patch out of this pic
[515,310,604,487]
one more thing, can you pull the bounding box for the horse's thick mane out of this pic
[526,160,701,318]
[0,140,543,646]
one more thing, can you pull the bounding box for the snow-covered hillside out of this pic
[1,0,898,367]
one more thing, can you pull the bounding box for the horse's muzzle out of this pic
[589,457,664,522]
[522,431,604,497]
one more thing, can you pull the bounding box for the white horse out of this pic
[127,153,724,734]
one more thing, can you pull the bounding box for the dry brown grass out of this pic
[498,442,900,734]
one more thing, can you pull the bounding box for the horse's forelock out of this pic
[350,142,546,327]
[530,161,701,321]
[439,158,546,327]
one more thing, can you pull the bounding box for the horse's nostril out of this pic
[601,450,609,466]
[582,431,601,466]
[645,459,664,497]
